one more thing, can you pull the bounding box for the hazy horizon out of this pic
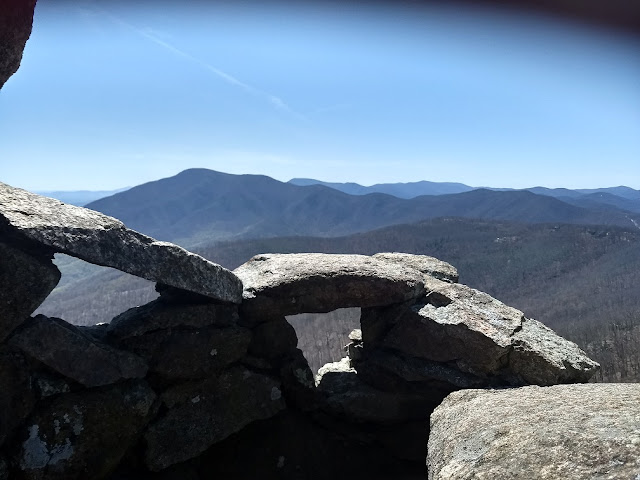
[2,0,639,191]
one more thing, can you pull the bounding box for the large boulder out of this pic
[234,253,425,322]
[361,276,599,385]
[7,315,147,387]
[0,183,242,304]
[9,380,157,480]
[144,366,286,471]
[428,384,640,480]
[114,324,251,384]
[0,0,37,89]
[107,300,239,340]
[0,242,60,342]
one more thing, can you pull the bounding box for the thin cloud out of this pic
[93,6,305,120]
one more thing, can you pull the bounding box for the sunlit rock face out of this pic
[0,182,243,304]
[0,0,37,89]
[428,384,640,480]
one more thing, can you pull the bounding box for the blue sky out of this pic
[1,0,639,191]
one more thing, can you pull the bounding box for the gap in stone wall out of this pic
[286,307,361,374]
[34,253,158,326]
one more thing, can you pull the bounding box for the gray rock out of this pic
[0,0,37,89]
[377,277,598,384]
[234,253,425,322]
[0,345,36,447]
[428,384,640,480]
[11,380,157,480]
[373,252,459,283]
[0,182,242,303]
[107,300,239,341]
[144,366,286,471]
[116,324,251,384]
[8,315,147,387]
[316,358,437,424]
[278,349,317,410]
[248,318,299,360]
[0,242,60,341]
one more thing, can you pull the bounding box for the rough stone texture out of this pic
[316,358,439,424]
[144,366,286,471]
[234,253,425,322]
[115,324,251,384]
[0,182,242,303]
[0,345,36,447]
[10,380,157,480]
[8,315,147,387]
[373,252,459,283]
[428,384,640,480]
[107,300,239,341]
[248,318,298,360]
[0,0,37,89]
[370,277,598,385]
[0,242,60,342]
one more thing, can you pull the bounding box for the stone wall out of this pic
[0,182,602,479]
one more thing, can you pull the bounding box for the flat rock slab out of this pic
[0,242,60,342]
[107,300,240,341]
[234,253,425,321]
[375,277,598,385]
[8,315,147,387]
[0,182,242,303]
[373,252,459,283]
[428,384,640,480]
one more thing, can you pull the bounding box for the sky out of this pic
[1,0,639,191]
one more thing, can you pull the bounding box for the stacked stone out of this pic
[0,183,603,480]
[0,184,295,479]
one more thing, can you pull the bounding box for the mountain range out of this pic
[83,169,640,247]
[289,178,640,212]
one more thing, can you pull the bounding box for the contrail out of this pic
[94,6,305,120]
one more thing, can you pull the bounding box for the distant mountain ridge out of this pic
[288,178,474,197]
[288,178,640,212]
[35,187,130,206]
[84,168,640,248]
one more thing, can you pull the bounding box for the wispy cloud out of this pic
[93,6,305,120]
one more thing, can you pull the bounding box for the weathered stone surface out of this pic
[248,318,298,360]
[0,183,242,303]
[353,348,488,394]
[0,345,36,447]
[428,384,640,480]
[107,300,239,341]
[373,252,459,283]
[316,358,438,424]
[10,380,157,480]
[0,0,37,89]
[278,349,317,410]
[234,253,425,322]
[375,277,598,384]
[116,324,251,383]
[8,315,147,387]
[0,242,60,342]
[145,366,286,471]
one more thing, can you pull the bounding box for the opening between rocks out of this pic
[286,307,361,374]
[34,253,158,326]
